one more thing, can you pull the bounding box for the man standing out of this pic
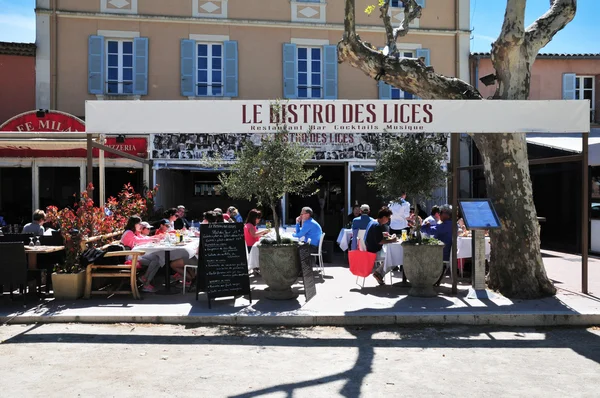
[22,210,46,236]
[173,205,191,230]
[351,204,374,250]
[293,207,323,253]
[366,207,397,285]
[388,192,410,236]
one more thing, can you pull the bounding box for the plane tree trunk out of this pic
[340,0,576,298]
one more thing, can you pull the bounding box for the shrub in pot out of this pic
[370,133,448,296]
[219,102,320,299]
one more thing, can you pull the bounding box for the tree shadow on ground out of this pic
[2,325,600,397]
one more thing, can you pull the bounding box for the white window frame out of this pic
[391,50,416,100]
[297,46,323,99]
[576,75,595,121]
[195,42,224,97]
[105,39,134,95]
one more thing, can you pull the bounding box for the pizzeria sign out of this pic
[85,100,591,134]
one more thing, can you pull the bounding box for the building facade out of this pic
[32,0,470,235]
[470,52,600,253]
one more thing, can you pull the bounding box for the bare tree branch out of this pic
[380,0,396,56]
[496,0,526,46]
[394,0,422,39]
[339,0,481,100]
[525,0,576,54]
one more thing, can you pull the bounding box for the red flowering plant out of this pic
[105,183,159,226]
[45,184,120,273]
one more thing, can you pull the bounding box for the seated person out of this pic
[293,207,323,253]
[346,205,361,228]
[152,219,194,287]
[422,205,440,226]
[351,204,374,250]
[228,206,243,223]
[421,204,453,262]
[173,205,190,230]
[244,209,269,253]
[367,207,398,285]
[22,209,46,236]
[163,208,178,231]
[120,216,162,293]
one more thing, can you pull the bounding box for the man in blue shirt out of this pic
[293,206,323,251]
[421,204,453,261]
[351,204,374,250]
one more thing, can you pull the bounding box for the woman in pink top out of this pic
[121,216,162,293]
[244,209,269,252]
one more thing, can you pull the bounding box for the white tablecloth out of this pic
[247,233,298,270]
[337,229,353,251]
[135,240,198,265]
[456,236,491,259]
[381,237,491,273]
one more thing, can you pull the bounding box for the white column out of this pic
[79,162,87,194]
[281,193,287,226]
[143,163,150,188]
[99,147,105,206]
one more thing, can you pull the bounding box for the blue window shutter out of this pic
[378,81,392,99]
[562,73,576,99]
[416,0,425,7]
[88,35,104,95]
[323,45,338,99]
[416,48,430,66]
[180,39,196,97]
[133,37,149,96]
[223,40,239,98]
[283,43,297,99]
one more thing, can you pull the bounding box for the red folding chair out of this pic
[348,250,377,288]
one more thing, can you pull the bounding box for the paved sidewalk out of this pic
[1,250,599,326]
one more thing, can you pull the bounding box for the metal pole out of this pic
[99,135,105,207]
[451,133,459,294]
[86,134,93,196]
[582,132,589,294]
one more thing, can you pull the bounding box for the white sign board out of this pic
[85,100,591,134]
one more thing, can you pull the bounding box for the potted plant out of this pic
[370,133,448,297]
[218,102,320,299]
[45,183,157,299]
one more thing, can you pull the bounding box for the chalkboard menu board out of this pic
[198,223,251,308]
[298,244,317,302]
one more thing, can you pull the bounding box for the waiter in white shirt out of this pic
[388,192,411,236]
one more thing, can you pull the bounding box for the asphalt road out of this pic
[1,323,599,397]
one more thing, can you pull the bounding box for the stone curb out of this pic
[2,312,599,327]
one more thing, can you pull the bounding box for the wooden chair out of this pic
[84,250,145,299]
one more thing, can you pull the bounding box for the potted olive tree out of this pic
[370,133,448,297]
[219,104,320,299]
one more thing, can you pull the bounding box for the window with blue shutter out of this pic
[133,37,148,95]
[223,40,238,97]
[180,39,196,97]
[323,45,338,99]
[283,43,297,99]
[88,35,104,95]
[107,40,134,94]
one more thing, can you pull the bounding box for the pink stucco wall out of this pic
[0,54,35,125]
[473,56,600,123]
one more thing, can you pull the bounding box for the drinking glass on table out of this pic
[29,237,35,247]
[401,230,408,241]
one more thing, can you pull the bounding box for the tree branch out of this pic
[496,0,526,46]
[340,0,481,100]
[394,0,422,39]
[380,0,396,56]
[525,0,576,54]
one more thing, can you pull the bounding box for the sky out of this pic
[0,0,598,54]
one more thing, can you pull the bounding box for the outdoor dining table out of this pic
[24,245,65,269]
[135,238,198,294]
[382,236,492,275]
[247,230,298,270]
[336,228,353,252]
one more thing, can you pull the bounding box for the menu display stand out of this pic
[196,223,252,308]
[458,199,501,300]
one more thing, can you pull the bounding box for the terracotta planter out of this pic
[258,244,300,300]
[51,270,86,300]
[401,243,444,297]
